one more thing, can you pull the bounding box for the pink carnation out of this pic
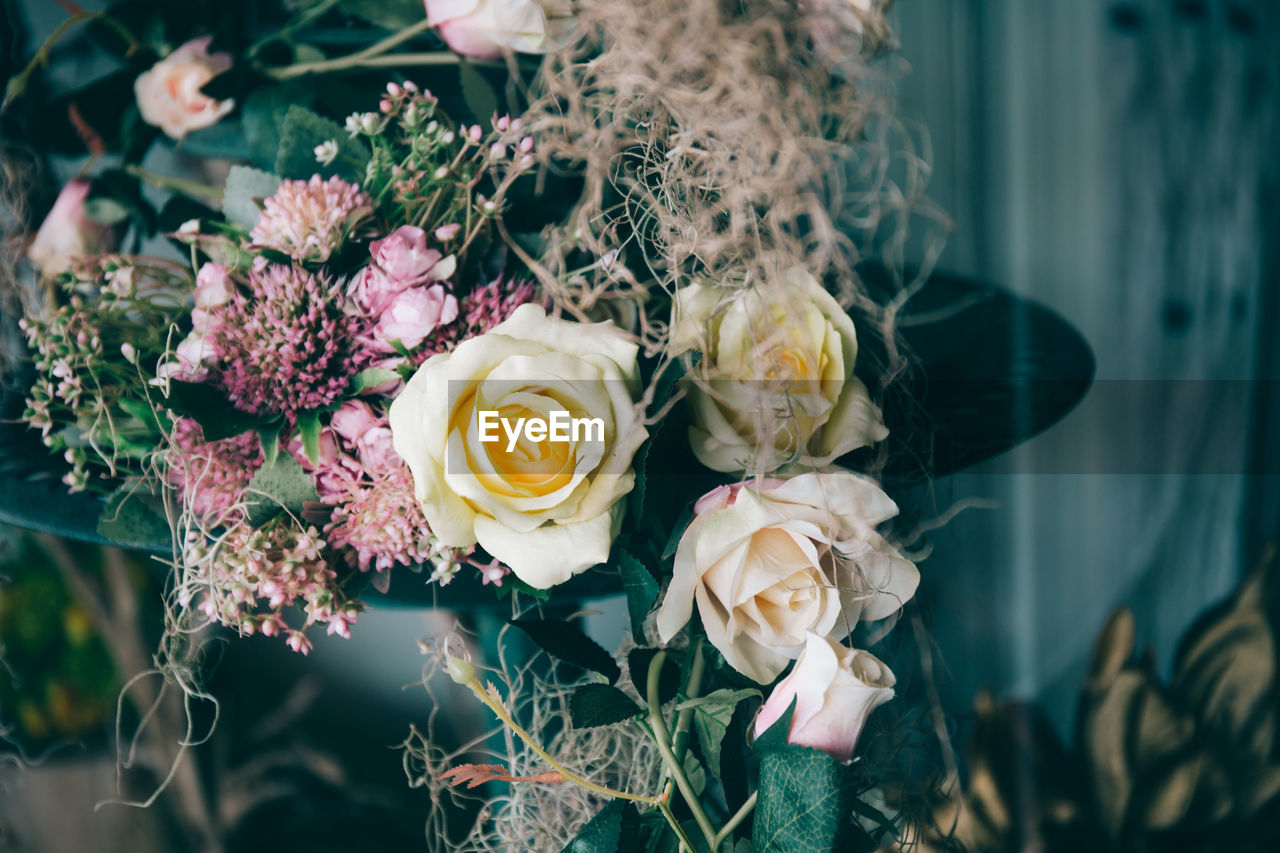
[250,175,372,263]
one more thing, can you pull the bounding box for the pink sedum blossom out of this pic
[168,418,263,524]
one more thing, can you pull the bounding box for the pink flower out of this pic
[168,418,263,523]
[692,478,787,515]
[371,285,459,352]
[753,633,896,763]
[194,262,234,308]
[331,401,400,472]
[350,265,409,317]
[134,37,235,140]
[250,176,372,263]
[26,180,117,277]
[370,225,456,288]
[425,0,576,59]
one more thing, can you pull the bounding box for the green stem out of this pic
[462,677,661,805]
[123,165,222,204]
[713,791,757,850]
[647,651,718,851]
[261,18,504,80]
[657,799,697,853]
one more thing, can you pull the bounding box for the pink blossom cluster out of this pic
[168,417,263,523]
[214,263,358,420]
[350,225,460,356]
[186,518,361,653]
[249,175,372,263]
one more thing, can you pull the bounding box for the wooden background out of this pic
[891,0,1280,729]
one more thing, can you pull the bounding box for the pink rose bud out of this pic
[434,223,462,241]
[369,225,455,287]
[134,37,235,140]
[350,265,410,316]
[753,633,896,763]
[692,479,787,515]
[26,179,117,278]
[194,262,234,308]
[372,284,459,352]
[332,401,402,473]
[331,400,382,445]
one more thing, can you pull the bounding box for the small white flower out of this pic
[314,140,339,165]
[344,114,363,137]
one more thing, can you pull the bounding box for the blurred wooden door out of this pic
[892,0,1280,727]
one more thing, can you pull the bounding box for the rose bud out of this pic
[370,225,457,288]
[753,633,896,763]
[371,285,460,352]
[424,0,576,60]
[134,37,235,139]
[26,180,117,278]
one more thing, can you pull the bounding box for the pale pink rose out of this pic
[370,226,456,287]
[371,285,459,352]
[656,471,918,683]
[331,401,401,472]
[753,633,895,763]
[425,0,576,59]
[350,265,410,317]
[26,180,117,277]
[154,332,216,382]
[194,262,234,308]
[134,37,235,139]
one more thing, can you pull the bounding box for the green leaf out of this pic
[84,197,131,225]
[561,800,624,853]
[340,0,428,29]
[297,410,322,465]
[459,61,499,126]
[751,698,796,754]
[511,619,620,683]
[674,689,759,785]
[115,396,165,434]
[618,551,659,643]
[259,423,282,466]
[352,367,401,394]
[493,573,550,600]
[569,684,643,728]
[244,454,319,527]
[751,745,856,853]
[241,83,317,171]
[222,165,282,228]
[275,105,370,184]
[163,380,276,442]
[661,503,694,560]
[628,648,680,706]
[97,483,169,548]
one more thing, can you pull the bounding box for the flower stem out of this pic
[461,676,661,805]
[647,650,719,851]
[713,791,757,850]
[123,165,223,204]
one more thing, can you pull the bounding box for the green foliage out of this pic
[163,380,277,442]
[351,367,400,394]
[673,688,760,785]
[340,0,429,29]
[240,82,319,171]
[222,165,282,227]
[511,618,621,683]
[619,551,660,643]
[297,410,323,466]
[97,483,169,547]
[561,800,625,853]
[569,684,643,728]
[275,105,370,183]
[628,648,681,705]
[459,61,499,127]
[244,454,320,527]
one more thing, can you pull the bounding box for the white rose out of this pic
[753,633,895,763]
[389,303,647,588]
[425,0,575,59]
[670,269,888,475]
[134,37,235,140]
[655,470,918,683]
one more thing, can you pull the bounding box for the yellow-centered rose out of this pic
[389,304,647,588]
[670,269,887,474]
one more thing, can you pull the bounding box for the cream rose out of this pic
[670,269,888,475]
[424,0,575,59]
[655,470,918,683]
[134,37,235,140]
[753,633,895,763]
[389,303,647,588]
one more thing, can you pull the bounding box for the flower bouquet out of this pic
[0,0,1092,849]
